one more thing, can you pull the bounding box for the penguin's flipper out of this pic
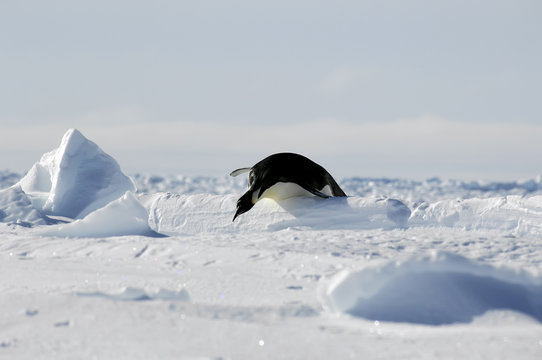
[299,183,331,199]
[230,168,251,177]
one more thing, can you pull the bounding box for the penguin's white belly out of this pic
[254,182,332,202]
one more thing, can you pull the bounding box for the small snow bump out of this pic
[54,320,73,327]
[286,285,303,290]
[25,309,39,317]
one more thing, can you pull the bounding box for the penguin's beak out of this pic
[233,191,255,221]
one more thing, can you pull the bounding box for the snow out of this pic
[2,129,542,359]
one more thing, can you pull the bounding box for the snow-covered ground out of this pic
[1,129,542,359]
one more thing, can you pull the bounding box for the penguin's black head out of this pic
[233,191,255,221]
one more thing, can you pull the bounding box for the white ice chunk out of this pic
[19,129,136,219]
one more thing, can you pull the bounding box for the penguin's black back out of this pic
[251,153,346,198]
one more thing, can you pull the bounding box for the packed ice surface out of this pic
[1,129,542,359]
[18,128,136,219]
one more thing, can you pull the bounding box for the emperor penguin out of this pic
[230,152,347,221]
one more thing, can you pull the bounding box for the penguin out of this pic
[230,152,347,221]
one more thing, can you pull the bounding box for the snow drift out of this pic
[144,191,542,236]
[410,196,542,236]
[39,191,158,238]
[19,128,136,219]
[324,252,542,325]
[143,192,411,235]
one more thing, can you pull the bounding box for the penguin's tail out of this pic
[230,168,251,177]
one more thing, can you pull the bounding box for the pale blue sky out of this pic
[1,1,541,180]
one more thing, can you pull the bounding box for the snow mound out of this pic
[19,128,136,219]
[144,193,411,235]
[40,191,160,238]
[324,252,542,325]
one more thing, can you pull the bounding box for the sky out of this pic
[1,0,541,181]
